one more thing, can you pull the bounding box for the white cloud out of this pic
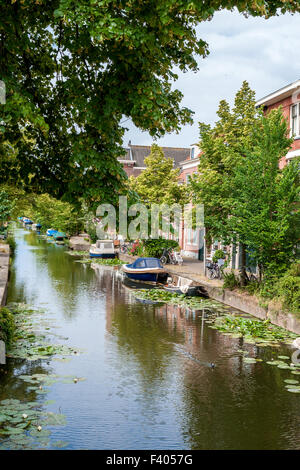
[123,10,300,147]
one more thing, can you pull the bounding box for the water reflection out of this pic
[1,228,300,450]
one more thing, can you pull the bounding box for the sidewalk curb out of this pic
[119,253,300,335]
[0,244,10,306]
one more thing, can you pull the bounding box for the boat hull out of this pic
[121,258,168,284]
[90,252,116,259]
[163,285,207,297]
[123,269,168,284]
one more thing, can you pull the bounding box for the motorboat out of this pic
[121,257,168,283]
[89,240,116,259]
[163,284,207,297]
[53,231,67,242]
[46,229,58,237]
[163,276,208,297]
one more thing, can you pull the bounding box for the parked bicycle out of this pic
[160,248,183,265]
[120,242,131,254]
[239,266,258,283]
[206,261,223,280]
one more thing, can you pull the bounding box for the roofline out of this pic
[127,145,190,151]
[256,79,300,107]
[179,157,200,167]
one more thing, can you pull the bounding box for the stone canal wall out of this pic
[0,244,10,306]
[119,253,300,335]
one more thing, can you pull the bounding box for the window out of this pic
[186,174,191,184]
[187,229,198,246]
[190,148,195,159]
[291,104,300,137]
[135,260,146,268]
[146,259,161,268]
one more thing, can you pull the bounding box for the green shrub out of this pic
[223,271,240,290]
[143,238,179,257]
[244,280,260,295]
[212,249,226,263]
[85,222,97,243]
[275,263,300,314]
[6,235,16,254]
[0,307,15,346]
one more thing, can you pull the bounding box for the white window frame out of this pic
[290,103,300,138]
[187,228,198,246]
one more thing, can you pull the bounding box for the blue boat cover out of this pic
[128,258,163,269]
[47,229,58,236]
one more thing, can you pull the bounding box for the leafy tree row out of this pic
[0,185,83,235]
[1,1,300,207]
[191,82,300,285]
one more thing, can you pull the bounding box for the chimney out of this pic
[128,140,131,146]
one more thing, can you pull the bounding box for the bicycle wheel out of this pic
[207,268,216,279]
[160,256,167,265]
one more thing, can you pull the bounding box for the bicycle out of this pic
[120,243,130,254]
[206,261,223,280]
[160,248,183,265]
[239,266,258,283]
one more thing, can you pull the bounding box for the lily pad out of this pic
[52,440,68,448]
[243,357,257,364]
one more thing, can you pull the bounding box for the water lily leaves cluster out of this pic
[0,302,87,449]
[240,353,300,393]
[77,257,125,266]
[0,398,67,450]
[132,288,230,313]
[6,303,81,361]
[210,314,298,346]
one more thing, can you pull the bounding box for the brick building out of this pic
[178,144,204,259]
[256,79,300,167]
[119,141,190,178]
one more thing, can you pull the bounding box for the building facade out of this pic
[178,144,204,259]
[256,79,300,167]
[119,141,190,178]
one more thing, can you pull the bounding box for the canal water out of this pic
[1,228,300,450]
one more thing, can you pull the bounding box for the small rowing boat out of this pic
[121,257,168,283]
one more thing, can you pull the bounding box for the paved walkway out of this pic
[166,258,223,288]
[119,253,223,288]
[0,244,9,306]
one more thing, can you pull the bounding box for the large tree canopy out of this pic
[1,1,300,207]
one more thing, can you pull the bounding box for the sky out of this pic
[122,9,300,148]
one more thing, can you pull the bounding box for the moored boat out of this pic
[121,257,168,283]
[89,240,116,259]
[53,231,67,242]
[46,228,58,237]
[163,284,208,297]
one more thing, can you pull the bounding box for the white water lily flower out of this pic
[37,426,42,432]
[22,414,28,419]
[73,378,78,383]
